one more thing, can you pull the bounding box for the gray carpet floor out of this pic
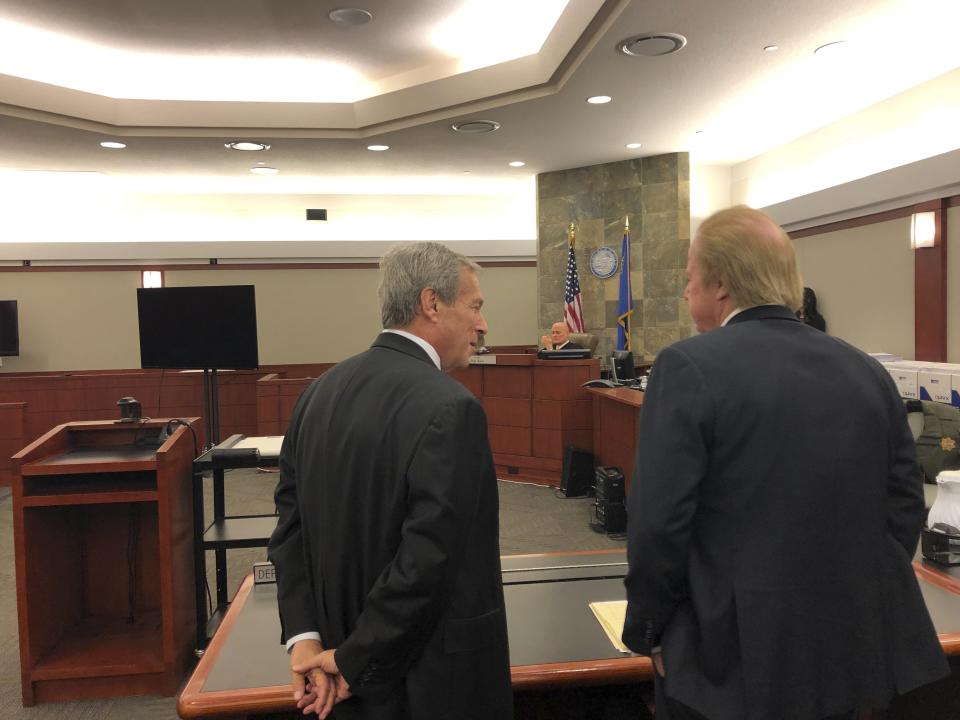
[0,471,623,718]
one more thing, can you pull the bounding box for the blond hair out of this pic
[694,206,803,311]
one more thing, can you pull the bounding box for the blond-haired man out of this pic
[623,206,947,720]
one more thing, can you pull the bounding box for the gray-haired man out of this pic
[268,242,512,719]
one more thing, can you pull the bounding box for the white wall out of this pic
[732,67,960,221]
[0,264,538,372]
[794,217,914,359]
[689,164,731,238]
[0,183,538,261]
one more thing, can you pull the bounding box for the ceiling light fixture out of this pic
[509,161,526,167]
[814,40,847,57]
[328,8,373,26]
[249,166,279,175]
[367,144,390,151]
[763,45,779,52]
[99,141,126,149]
[625,143,642,149]
[586,95,612,104]
[225,141,271,151]
[618,33,687,57]
[451,120,501,134]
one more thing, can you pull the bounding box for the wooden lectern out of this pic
[11,419,198,705]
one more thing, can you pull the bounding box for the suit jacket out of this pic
[554,340,584,350]
[623,305,947,720]
[268,332,512,720]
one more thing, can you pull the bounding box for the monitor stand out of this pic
[202,368,221,449]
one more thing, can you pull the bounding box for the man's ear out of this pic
[714,279,729,302]
[418,287,440,321]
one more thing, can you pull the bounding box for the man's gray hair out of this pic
[378,242,480,329]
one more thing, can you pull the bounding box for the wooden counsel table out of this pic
[178,550,960,720]
[587,386,644,492]
[178,550,649,719]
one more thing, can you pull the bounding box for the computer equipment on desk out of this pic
[610,350,636,383]
[922,524,960,565]
[537,347,592,360]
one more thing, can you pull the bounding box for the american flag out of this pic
[564,224,584,333]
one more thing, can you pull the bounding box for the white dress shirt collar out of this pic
[721,308,746,327]
[383,329,442,370]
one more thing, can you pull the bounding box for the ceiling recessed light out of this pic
[625,142,642,149]
[814,40,847,57]
[249,166,279,175]
[586,95,612,104]
[509,161,526,167]
[451,120,501,134]
[367,144,390,151]
[223,140,270,152]
[100,141,126,149]
[763,44,779,52]
[328,8,373,25]
[618,33,687,57]
[225,141,270,151]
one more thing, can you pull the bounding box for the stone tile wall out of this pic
[536,152,693,362]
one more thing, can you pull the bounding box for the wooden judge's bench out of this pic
[450,354,599,485]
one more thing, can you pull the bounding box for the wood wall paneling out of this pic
[483,366,533,398]
[0,402,26,486]
[449,366,483,397]
[488,425,532,456]
[532,400,592,430]
[482,397,532,428]
[1,359,594,487]
[590,392,642,493]
[915,200,948,361]
[533,365,595,400]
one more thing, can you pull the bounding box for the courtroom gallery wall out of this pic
[793,217,914,360]
[0,264,537,373]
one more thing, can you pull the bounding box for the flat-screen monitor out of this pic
[137,286,259,369]
[0,300,19,357]
[611,350,636,383]
[537,348,592,360]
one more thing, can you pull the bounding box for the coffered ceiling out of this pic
[0,0,957,190]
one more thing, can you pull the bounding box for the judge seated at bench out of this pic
[540,322,585,350]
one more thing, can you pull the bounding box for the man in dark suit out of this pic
[622,206,947,720]
[268,242,512,719]
[540,321,584,350]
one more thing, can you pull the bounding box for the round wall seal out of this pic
[589,246,619,279]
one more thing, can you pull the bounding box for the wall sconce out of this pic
[911,211,936,249]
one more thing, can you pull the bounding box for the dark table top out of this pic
[178,550,960,719]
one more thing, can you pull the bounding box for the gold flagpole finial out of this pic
[568,222,576,246]
[624,215,629,230]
